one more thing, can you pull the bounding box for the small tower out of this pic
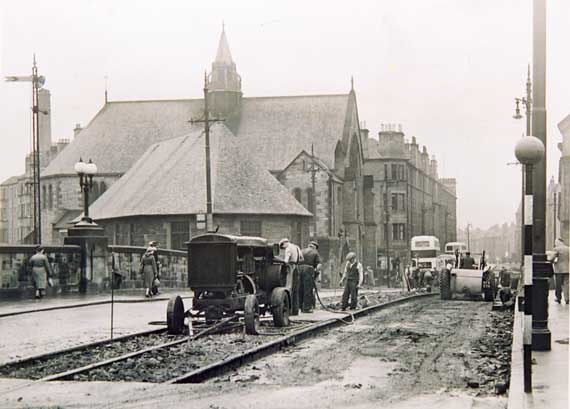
[207,26,242,126]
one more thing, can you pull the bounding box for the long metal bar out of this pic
[530,0,551,352]
[203,73,213,232]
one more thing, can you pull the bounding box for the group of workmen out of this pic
[278,238,364,313]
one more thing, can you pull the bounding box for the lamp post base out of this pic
[532,255,553,351]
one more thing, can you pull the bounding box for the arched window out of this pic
[100,181,107,195]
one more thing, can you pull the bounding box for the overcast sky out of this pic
[1,0,569,230]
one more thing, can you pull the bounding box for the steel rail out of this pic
[167,292,437,384]
[40,316,237,382]
[0,327,167,370]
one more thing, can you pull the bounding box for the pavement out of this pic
[508,290,569,409]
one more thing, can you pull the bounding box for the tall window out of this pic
[391,193,405,211]
[392,223,405,241]
[171,221,190,250]
[306,188,315,214]
[48,185,53,210]
[391,164,398,180]
[240,220,262,237]
[293,188,302,203]
[398,165,406,181]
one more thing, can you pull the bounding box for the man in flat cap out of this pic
[299,241,323,313]
[279,238,303,315]
[340,252,363,310]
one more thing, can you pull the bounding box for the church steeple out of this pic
[206,26,242,126]
[208,26,241,93]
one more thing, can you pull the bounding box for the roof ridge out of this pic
[243,93,350,100]
[107,98,203,104]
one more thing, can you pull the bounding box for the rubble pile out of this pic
[468,309,514,395]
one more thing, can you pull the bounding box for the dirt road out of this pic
[0,296,513,409]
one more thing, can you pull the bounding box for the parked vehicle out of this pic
[166,233,292,335]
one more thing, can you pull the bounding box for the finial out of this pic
[350,75,354,91]
[222,20,225,32]
[104,75,108,104]
[33,53,37,66]
[311,143,315,157]
[204,70,208,88]
[527,63,531,79]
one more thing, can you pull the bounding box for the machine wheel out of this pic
[271,287,291,327]
[166,295,185,334]
[440,269,451,300]
[244,294,260,335]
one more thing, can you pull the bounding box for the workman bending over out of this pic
[299,241,323,313]
[279,238,303,315]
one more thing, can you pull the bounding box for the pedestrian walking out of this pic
[148,241,161,295]
[279,238,303,315]
[29,246,54,299]
[551,238,569,304]
[140,242,159,298]
[299,241,323,313]
[365,266,376,287]
[340,252,363,311]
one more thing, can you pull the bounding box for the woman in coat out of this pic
[29,246,54,299]
[140,247,158,297]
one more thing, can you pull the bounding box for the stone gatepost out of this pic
[64,220,109,293]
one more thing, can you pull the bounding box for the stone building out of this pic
[557,113,570,242]
[364,126,457,272]
[0,89,70,244]
[457,223,517,264]
[39,28,370,270]
[88,125,312,248]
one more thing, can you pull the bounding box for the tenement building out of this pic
[39,28,371,276]
[364,125,457,274]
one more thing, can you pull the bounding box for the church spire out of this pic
[206,25,243,125]
[208,25,241,92]
[215,24,234,65]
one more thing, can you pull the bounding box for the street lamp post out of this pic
[513,65,532,270]
[466,223,472,251]
[74,158,98,224]
[515,135,545,393]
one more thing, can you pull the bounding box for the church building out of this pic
[41,28,373,268]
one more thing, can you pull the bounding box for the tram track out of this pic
[0,292,436,388]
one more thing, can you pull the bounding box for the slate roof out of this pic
[88,124,313,220]
[43,93,353,177]
[236,94,351,171]
[42,99,204,177]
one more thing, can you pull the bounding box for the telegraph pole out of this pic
[5,55,46,243]
[189,72,224,232]
[308,144,319,237]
